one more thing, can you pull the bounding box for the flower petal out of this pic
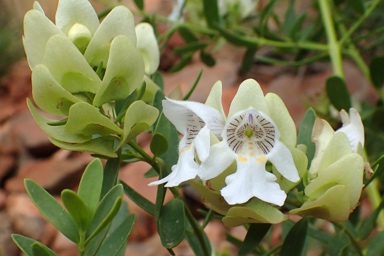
[205,81,225,119]
[290,185,351,222]
[268,141,300,183]
[198,141,235,181]
[305,153,364,208]
[135,23,160,75]
[336,108,364,151]
[148,145,199,186]
[221,156,286,206]
[162,98,225,138]
[308,118,335,175]
[222,198,287,227]
[265,93,296,147]
[228,79,269,118]
[55,0,99,35]
[194,126,211,162]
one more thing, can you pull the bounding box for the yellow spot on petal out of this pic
[257,156,266,163]
[181,145,192,153]
[248,146,254,150]
[238,155,248,162]
[249,152,255,157]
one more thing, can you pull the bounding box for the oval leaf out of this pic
[24,179,79,243]
[370,56,384,90]
[85,184,123,242]
[326,76,351,111]
[78,158,104,217]
[159,198,186,248]
[150,133,168,157]
[280,217,308,256]
[61,189,90,231]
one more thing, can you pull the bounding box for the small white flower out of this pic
[336,108,364,152]
[199,108,299,206]
[149,97,225,187]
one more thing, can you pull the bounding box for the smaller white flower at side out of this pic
[335,108,364,152]
[149,90,225,187]
[199,108,300,206]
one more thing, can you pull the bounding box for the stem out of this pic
[339,0,382,46]
[366,180,384,229]
[333,222,364,256]
[333,10,372,83]
[318,0,344,78]
[128,141,210,256]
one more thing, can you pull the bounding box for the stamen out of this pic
[226,109,276,155]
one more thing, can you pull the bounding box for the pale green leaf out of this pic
[84,6,136,67]
[66,102,122,136]
[93,35,144,106]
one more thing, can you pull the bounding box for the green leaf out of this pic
[365,155,384,187]
[366,231,384,256]
[24,179,79,243]
[178,26,198,42]
[217,26,258,47]
[78,158,104,217]
[93,35,145,106]
[328,229,349,255]
[116,100,159,150]
[150,133,168,157]
[133,0,144,10]
[32,242,57,256]
[347,0,365,14]
[61,189,90,231]
[326,76,351,111]
[358,199,384,240]
[238,224,271,256]
[49,136,117,158]
[152,91,179,175]
[174,42,208,55]
[144,168,158,178]
[169,54,193,72]
[31,65,83,116]
[120,180,155,216]
[152,71,164,91]
[370,56,384,90]
[280,217,308,256]
[66,102,123,136]
[101,157,121,198]
[12,235,57,256]
[96,214,136,256]
[199,51,216,67]
[86,184,123,243]
[239,47,257,75]
[27,99,91,144]
[202,0,220,28]
[158,198,185,248]
[185,222,212,256]
[297,108,317,164]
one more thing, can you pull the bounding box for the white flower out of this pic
[149,82,225,187]
[335,108,364,152]
[199,108,299,206]
[309,108,365,177]
[199,79,300,206]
